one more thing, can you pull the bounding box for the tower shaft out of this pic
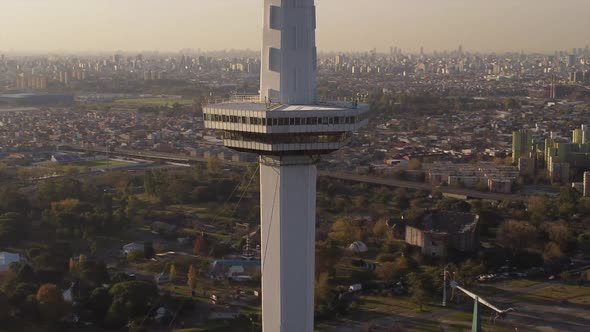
[261,0,317,105]
[260,155,316,332]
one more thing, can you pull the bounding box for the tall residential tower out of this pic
[203,1,368,331]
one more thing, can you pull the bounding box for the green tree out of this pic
[543,222,571,251]
[543,242,564,263]
[528,195,551,223]
[106,281,158,327]
[144,241,155,259]
[328,218,361,244]
[80,261,110,287]
[497,220,537,252]
[187,265,198,292]
[0,186,29,214]
[69,257,77,272]
[0,213,27,245]
[169,264,177,281]
[207,156,222,175]
[193,233,209,256]
[78,254,87,269]
[38,178,82,207]
[315,240,342,278]
[376,262,396,282]
[0,291,10,321]
[127,250,144,263]
[407,273,429,311]
[87,287,112,323]
[578,233,590,253]
[408,159,422,170]
[559,187,580,218]
[373,220,389,239]
[376,256,409,282]
[315,272,331,309]
[458,260,484,287]
[165,177,193,204]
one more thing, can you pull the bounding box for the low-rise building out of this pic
[405,210,480,257]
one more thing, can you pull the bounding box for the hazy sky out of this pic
[1,0,589,53]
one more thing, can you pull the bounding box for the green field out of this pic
[51,159,134,173]
[114,98,194,106]
[520,284,590,304]
[75,159,132,167]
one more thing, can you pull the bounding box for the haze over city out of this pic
[2,0,590,332]
[1,0,589,53]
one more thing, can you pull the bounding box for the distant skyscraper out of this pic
[512,129,535,163]
[572,125,589,144]
[568,54,577,67]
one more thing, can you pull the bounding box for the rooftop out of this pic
[408,210,479,234]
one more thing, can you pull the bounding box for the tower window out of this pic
[270,6,281,30]
[269,48,281,72]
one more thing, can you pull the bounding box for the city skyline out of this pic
[1,0,589,54]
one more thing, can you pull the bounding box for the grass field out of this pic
[76,159,133,167]
[53,159,134,172]
[520,284,590,304]
[114,98,194,106]
[506,279,541,288]
[440,312,517,332]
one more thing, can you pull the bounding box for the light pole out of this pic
[442,265,449,307]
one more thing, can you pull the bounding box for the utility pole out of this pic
[442,265,449,307]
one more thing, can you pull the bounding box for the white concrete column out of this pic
[259,155,317,332]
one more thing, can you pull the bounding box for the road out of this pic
[62,145,527,201]
[320,172,527,202]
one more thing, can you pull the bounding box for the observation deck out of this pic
[203,95,369,155]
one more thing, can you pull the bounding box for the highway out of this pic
[319,172,526,202]
[62,145,526,201]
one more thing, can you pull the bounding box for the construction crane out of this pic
[443,268,515,332]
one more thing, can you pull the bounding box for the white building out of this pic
[203,1,367,331]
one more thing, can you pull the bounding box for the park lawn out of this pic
[52,159,133,173]
[521,284,590,302]
[359,295,438,315]
[507,279,541,288]
[173,321,254,332]
[407,322,444,332]
[167,203,240,222]
[77,159,133,167]
[115,98,194,106]
[570,294,590,305]
[442,312,519,332]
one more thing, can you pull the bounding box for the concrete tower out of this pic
[203,1,368,331]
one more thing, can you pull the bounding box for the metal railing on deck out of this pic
[205,94,262,105]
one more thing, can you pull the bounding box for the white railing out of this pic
[205,94,262,105]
